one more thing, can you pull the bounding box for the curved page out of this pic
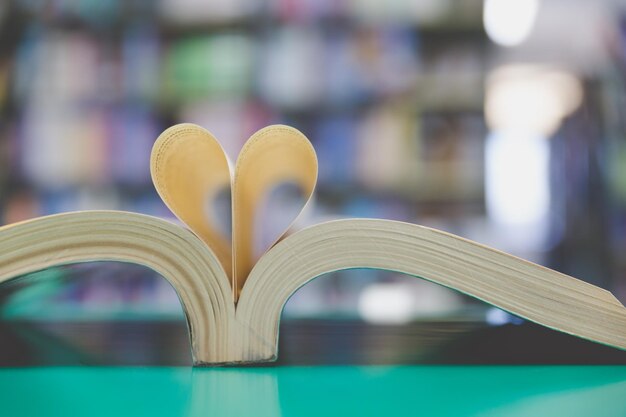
[0,211,235,364]
[236,219,626,362]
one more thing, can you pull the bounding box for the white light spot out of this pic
[358,283,414,324]
[483,0,539,47]
[485,131,550,226]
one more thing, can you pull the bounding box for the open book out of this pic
[0,123,625,365]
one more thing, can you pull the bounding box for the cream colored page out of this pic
[150,123,317,299]
[236,219,626,360]
[232,125,317,298]
[151,123,233,278]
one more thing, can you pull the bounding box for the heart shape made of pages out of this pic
[150,123,318,298]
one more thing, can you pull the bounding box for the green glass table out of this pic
[1,366,625,417]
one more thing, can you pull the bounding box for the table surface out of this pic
[1,366,625,417]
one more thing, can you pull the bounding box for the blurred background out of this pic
[2,0,626,365]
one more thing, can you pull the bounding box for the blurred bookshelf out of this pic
[2,0,626,345]
[0,0,487,211]
[0,0,492,322]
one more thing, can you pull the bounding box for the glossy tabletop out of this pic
[1,366,625,417]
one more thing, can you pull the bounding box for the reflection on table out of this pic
[1,366,625,417]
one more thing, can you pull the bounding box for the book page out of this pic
[232,125,317,298]
[151,124,317,299]
[151,123,233,278]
